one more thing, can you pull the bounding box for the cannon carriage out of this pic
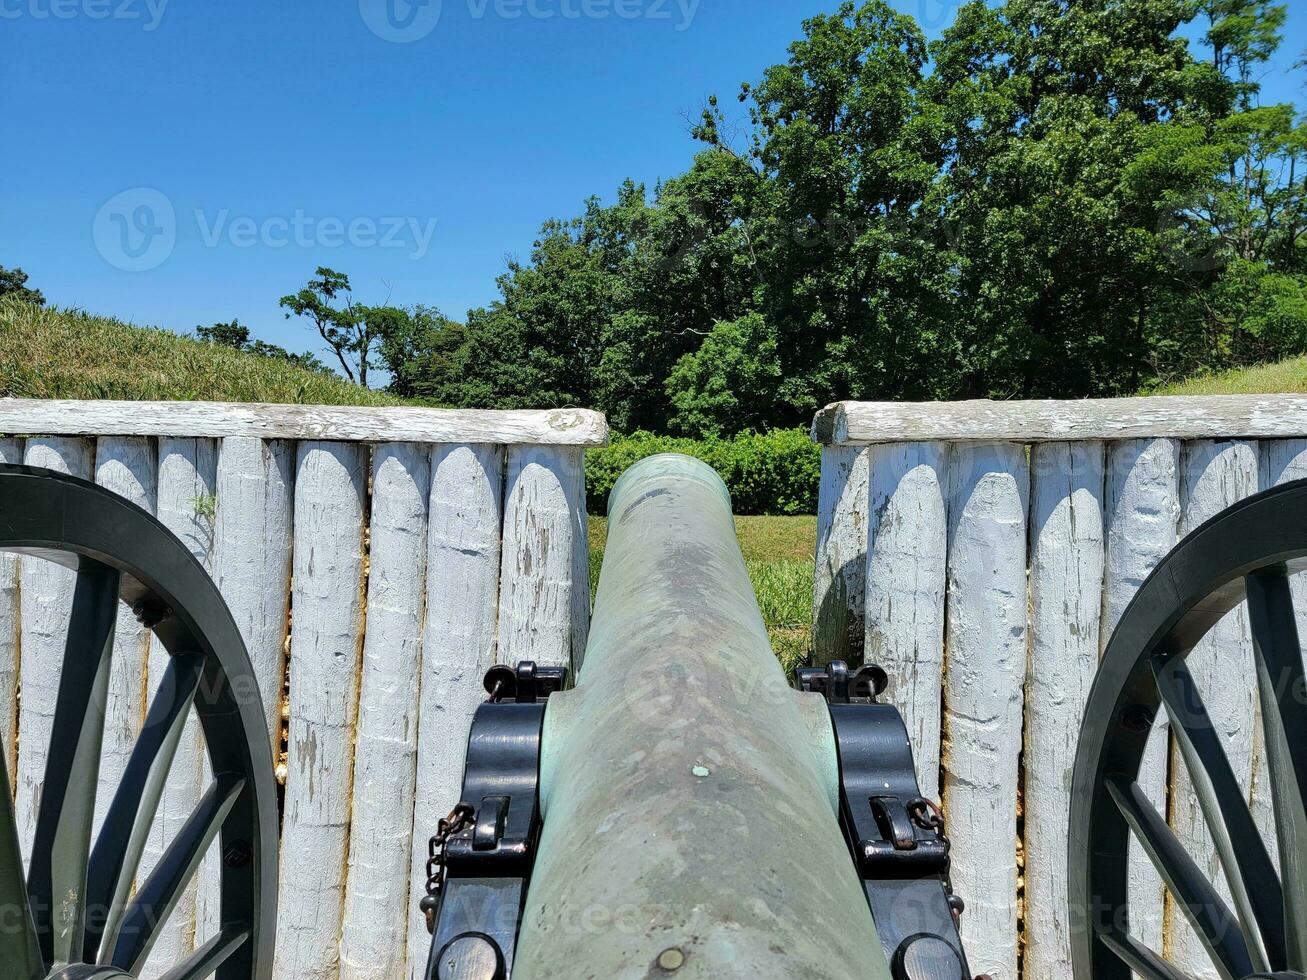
[0,445,1303,979]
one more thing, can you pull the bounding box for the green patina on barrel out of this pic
[516,454,889,979]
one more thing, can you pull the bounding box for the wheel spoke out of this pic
[1153,654,1286,970]
[154,924,251,980]
[0,730,44,979]
[1098,928,1197,980]
[1246,566,1307,972]
[104,773,244,973]
[1106,774,1255,980]
[84,652,205,962]
[28,559,120,969]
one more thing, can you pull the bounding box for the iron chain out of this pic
[421,803,475,933]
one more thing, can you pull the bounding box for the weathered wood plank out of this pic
[942,442,1028,979]
[1102,437,1180,953]
[1168,440,1260,976]
[406,444,504,980]
[92,437,158,846]
[0,439,22,787]
[863,442,947,793]
[275,441,368,980]
[815,395,1307,446]
[204,436,293,946]
[498,447,589,672]
[211,437,294,753]
[16,437,95,861]
[812,445,870,666]
[141,438,217,977]
[0,398,608,446]
[340,444,430,980]
[1025,441,1106,980]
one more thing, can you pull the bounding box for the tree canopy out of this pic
[382,1,1307,433]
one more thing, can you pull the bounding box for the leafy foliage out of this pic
[381,0,1307,435]
[586,428,820,515]
[0,266,45,307]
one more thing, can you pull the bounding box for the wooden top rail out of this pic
[0,399,610,446]
[813,395,1307,446]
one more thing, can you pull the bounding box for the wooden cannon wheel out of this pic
[0,465,277,980]
[1071,479,1307,980]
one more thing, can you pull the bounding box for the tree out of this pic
[387,0,1307,431]
[196,320,251,348]
[279,268,395,387]
[666,313,782,437]
[376,305,463,403]
[0,266,45,306]
[196,318,331,373]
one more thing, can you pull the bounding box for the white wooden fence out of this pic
[0,399,604,980]
[811,395,1307,980]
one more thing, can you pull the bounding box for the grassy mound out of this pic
[1153,357,1307,396]
[0,299,401,405]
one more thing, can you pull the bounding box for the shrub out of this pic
[586,428,820,516]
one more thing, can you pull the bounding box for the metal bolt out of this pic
[657,947,685,971]
[223,840,252,868]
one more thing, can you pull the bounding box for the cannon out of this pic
[0,455,1303,980]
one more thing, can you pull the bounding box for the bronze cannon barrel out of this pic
[514,454,889,979]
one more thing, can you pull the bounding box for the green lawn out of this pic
[1152,356,1307,396]
[587,514,816,669]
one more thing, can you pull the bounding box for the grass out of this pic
[1152,356,1307,396]
[587,514,817,669]
[0,299,403,405]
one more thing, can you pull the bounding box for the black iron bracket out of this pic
[423,661,565,980]
[798,661,974,980]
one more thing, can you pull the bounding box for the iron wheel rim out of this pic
[1071,478,1307,980]
[0,464,277,980]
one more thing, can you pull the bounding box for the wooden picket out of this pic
[812,398,1307,979]
[0,400,604,980]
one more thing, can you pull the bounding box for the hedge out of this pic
[585,428,820,516]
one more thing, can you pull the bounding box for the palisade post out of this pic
[812,444,870,665]
[92,436,158,845]
[1102,436,1180,952]
[942,441,1029,980]
[341,443,431,980]
[0,438,22,787]
[275,441,369,980]
[211,436,295,753]
[863,441,948,793]
[407,443,506,980]
[498,446,589,672]
[1168,439,1261,973]
[205,434,294,945]
[17,436,94,861]
[1024,440,1106,979]
[140,436,218,975]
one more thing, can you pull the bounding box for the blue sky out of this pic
[3,0,1305,362]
